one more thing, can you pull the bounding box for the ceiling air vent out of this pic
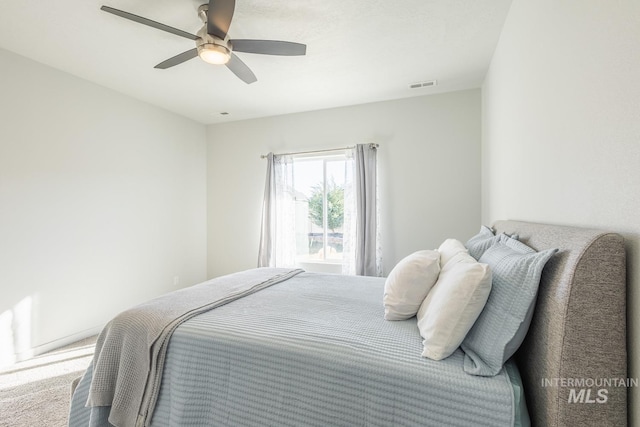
[409,80,437,89]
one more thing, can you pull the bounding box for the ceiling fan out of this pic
[100,0,306,84]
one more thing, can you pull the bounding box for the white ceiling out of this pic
[0,0,512,124]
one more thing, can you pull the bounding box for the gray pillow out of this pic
[466,226,519,260]
[465,226,497,260]
[461,237,557,376]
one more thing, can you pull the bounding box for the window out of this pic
[290,153,350,271]
[259,144,380,276]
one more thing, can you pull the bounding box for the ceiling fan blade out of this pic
[155,49,199,69]
[100,6,197,41]
[226,53,257,84]
[231,40,307,56]
[207,0,235,39]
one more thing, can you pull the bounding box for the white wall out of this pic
[207,89,481,278]
[0,48,208,364]
[481,0,640,424]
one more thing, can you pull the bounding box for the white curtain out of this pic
[258,145,381,276]
[257,153,296,268]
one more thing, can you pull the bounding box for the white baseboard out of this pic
[15,325,103,361]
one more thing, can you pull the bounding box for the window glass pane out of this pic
[290,154,347,265]
[325,160,346,261]
[292,159,322,261]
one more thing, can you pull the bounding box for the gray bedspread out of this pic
[85,267,303,427]
[70,272,517,427]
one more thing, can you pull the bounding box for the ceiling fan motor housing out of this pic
[196,3,232,55]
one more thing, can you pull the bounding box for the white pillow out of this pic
[437,238,469,267]
[416,252,492,360]
[383,250,441,321]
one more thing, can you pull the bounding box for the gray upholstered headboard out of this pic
[492,220,626,427]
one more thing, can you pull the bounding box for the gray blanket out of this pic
[86,267,303,427]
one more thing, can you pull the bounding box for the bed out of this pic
[68,220,627,427]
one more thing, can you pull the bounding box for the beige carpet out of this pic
[0,336,96,427]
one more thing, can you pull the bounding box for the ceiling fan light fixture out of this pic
[198,43,231,65]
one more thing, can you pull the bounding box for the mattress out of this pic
[69,272,525,426]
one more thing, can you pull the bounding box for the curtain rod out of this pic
[260,143,378,159]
